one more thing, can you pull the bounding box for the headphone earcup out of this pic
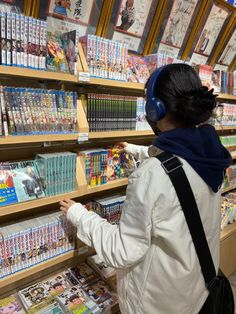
[145,97,166,122]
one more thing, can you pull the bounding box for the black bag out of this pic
[155,152,235,314]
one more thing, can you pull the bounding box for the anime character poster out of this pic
[218,28,236,66]
[47,0,94,25]
[158,0,199,58]
[190,3,229,65]
[112,0,152,51]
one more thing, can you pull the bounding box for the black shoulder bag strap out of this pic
[155,151,216,286]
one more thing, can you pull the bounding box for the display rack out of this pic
[0,44,236,296]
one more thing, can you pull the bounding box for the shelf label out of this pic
[77,133,89,143]
[78,72,90,82]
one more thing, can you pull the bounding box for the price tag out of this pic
[77,133,89,143]
[78,72,90,82]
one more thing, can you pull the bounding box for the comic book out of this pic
[144,53,158,75]
[86,254,116,280]
[83,280,118,312]
[6,12,12,66]
[131,55,150,84]
[69,262,100,288]
[10,160,45,202]
[32,299,65,314]
[46,31,69,73]
[56,285,100,314]
[18,283,53,313]
[43,274,71,297]
[61,30,79,75]
[126,54,139,83]
[1,12,7,65]
[0,162,18,206]
[0,294,26,314]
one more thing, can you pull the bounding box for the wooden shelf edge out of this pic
[221,221,236,241]
[222,184,236,194]
[215,126,236,131]
[0,66,77,82]
[0,180,128,216]
[89,77,144,90]
[217,94,236,101]
[89,130,154,139]
[0,251,77,289]
[0,134,79,145]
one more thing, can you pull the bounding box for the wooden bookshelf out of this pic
[0,65,77,83]
[221,221,236,242]
[215,126,236,131]
[0,251,77,290]
[0,134,79,145]
[0,179,128,217]
[89,77,144,91]
[89,130,154,139]
[222,184,236,194]
[220,221,236,277]
[217,94,236,101]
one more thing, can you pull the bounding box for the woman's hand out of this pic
[60,199,76,215]
[114,142,129,153]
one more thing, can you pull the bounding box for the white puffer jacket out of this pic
[67,144,221,314]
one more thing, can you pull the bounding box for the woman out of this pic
[60,64,231,313]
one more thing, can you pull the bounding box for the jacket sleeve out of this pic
[67,169,154,269]
[126,144,149,161]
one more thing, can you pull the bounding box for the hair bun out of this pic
[191,86,217,110]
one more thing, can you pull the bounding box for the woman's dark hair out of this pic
[149,63,217,126]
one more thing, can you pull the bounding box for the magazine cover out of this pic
[43,274,71,296]
[83,280,118,311]
[46,31,69,73]
[0,162,18,206]
[32,299,65,314]
[0,294,26,314]
[18,283,52,312]
[62,269,80,286]
[69,262,100,287]
[10,160,45,202]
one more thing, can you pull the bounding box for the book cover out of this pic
[131,55,150,84]
[0,162,18,206]
[10,160,45,202]
[0,294,26,314]
[43,274,71,297]
[32,299,64,314]
[18,283,52,312]
[126,54,139,83]
[86,254,116,280]
[69,262,100,288]
[61,30,78,75]
[56,286,97,314]
[6,12,12,66]
[46,31,69,73]
[83,280,118,311]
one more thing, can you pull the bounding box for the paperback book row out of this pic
[194,64,236,95]
[86,94,151,132]
[220,135,236,158]
[0,12,47,69]
[0,152,77,207]
[79,149,137,187]
[0,86,77,136]
[221,191,236,230]
[0,212,75,279]
[86,194,126,225]
[211,102,236,127]
[223,164,236,190]
[0,260,117,313]
[80,35,128,81]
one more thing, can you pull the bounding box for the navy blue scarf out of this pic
[153,124,232,192]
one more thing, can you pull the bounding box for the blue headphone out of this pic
[145,66,167,122]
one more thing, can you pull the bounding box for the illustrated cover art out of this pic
[10,160,45,202]
[62,270,80,286]
[69,262,100,287]
[86,254,116,279]
[32,299,65,314]
[83,280,118,311]
[56,286,92,314]
[126,54,139,83]
[61,30,78,75]
[18,283,52,311]
[0,162,18,206]
[46,31,69,73]
[131,55,150,84]
[0,294,26,314]
[43,274,71,296]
